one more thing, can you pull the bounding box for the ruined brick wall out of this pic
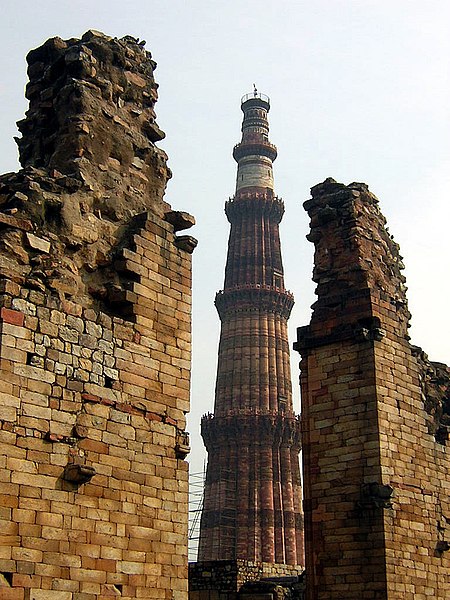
[295,178,450,599]
[0,31,196,600]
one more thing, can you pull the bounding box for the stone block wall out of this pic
[0,31,196,600]
[295,178,450,599]
[189,560,303,600]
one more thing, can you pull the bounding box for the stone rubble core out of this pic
[294,178,450,600]
[0,31,196,600]
[189,560,304,599]
[197,93,304,568]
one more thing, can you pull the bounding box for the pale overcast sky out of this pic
[1,1,449,482]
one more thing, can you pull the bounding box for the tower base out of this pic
[189,560,304,599]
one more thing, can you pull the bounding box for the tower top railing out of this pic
[241,91,270,106]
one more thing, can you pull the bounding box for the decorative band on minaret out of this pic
[198,91,304,565]
[233,91,277,192]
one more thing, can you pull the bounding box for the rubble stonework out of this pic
[189,560,304,599]
[294,178,450,599]
[0,31,196,599]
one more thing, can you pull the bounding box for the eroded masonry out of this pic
[1,28,449,600]
[0,31,196,599]
[295,179,450,600]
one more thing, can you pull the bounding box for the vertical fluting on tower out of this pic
[198,92,304,565]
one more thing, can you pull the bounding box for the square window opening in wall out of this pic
[278,396,287,413]
[104,375,115,389]
[273,270,283,288]
[0,572,13,586]
[26,352,44,368]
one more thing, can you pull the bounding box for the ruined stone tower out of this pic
[0,31,196,599]
[198,91,303,566]
[295,179,450,599]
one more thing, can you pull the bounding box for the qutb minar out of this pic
[198,89,304,565]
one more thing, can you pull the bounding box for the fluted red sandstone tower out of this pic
[198,91,303,565]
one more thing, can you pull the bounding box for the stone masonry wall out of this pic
[189,560,303,600]
[295,178,450,599]
[0,31,196,600]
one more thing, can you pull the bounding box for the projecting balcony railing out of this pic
[241,92,270,105]
[214,284,295,320]
[232,141,277,162]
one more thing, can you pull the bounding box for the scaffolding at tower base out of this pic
[188,470,205,561]
[189,467,239,561]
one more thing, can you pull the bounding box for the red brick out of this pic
[0,308,24,327]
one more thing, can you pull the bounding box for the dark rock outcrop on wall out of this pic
[414,348,450,445]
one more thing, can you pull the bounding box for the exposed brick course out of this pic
[295,178,450,599]
[0,31,196,600]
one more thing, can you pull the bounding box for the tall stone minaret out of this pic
[198,90,303,565]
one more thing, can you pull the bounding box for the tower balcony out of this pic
[201,412,301,450]
[225,193,284,223]
[233,141,277,162]
[241,92,270,110]
[215,284,294,320]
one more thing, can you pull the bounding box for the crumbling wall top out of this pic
[0,31,192,309]
[303,177,410,336]
[15,30,170,213]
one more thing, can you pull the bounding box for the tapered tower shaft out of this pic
[198,92,303,565]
